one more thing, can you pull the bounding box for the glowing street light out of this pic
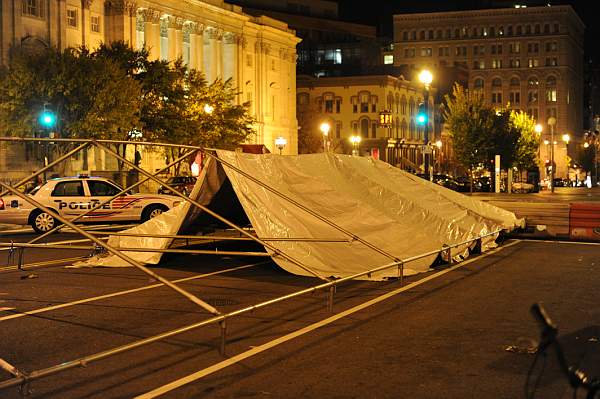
[562,133,570,144]
[534,124,543,134]
[274,136,287,155]
[350,135,361,156]
[320,122,331,152]
[203,104,214,114]
[418,69,434,181]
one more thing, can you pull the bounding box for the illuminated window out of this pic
[91,15,100,33]
[22,0,44,18]
[546,89,557,102]
[383,54,394,64]
[67,8,77,28]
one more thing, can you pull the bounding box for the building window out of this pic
[91,15,100,33]
[508,26,513,36]
[325,99,333,113]
[509,92,521,104]
[371,102,377,113]
[489,26,496,37]
[404,48,416,58]
[384,54,394,64]
[527,43,539,53]
[360,119,369,137]
[455,46,466,57]
[336,99,341,113]
[546,42,558,52]
[545,57,558,66]
[516,26,522,35]
[510,77,520,86]
[535,24,540,34]
[420,30,425,40]
[474,60,485,69]
[528,91,538,103]
[528,108,538,119]
[22,0,44,18]
[403,31,408,41]
[353,104,358,113]
[554,23,559,33]
[492,92,502,104]
[546,89,557,102]
[528,58,539,68]
[528,77,539,87]
[509,43,521,54]
[411,31,416,40]
[547,108,557,119]
[436,30,443,39]
[492,78,502,87]
[492,59,502,69]
[544,24,550,34]
[474,78,484,89]
[420,47,432,57]
[67,8,77,28]
[510,59,521,68]
[428,30,434,40]
[372,122,377,138]
[360,101,369,113]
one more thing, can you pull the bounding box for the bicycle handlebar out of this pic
[530,303,600,398]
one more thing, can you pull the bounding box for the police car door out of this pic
[85,180,128,222]
[50,180,87,221]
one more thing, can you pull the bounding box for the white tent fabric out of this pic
[217,151,522,280]
[73,151,522,280]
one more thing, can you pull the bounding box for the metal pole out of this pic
[0,142,89,197]
[424,89,430,179]
[550,124,555,193]
[0,180,220,316]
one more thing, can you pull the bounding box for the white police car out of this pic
[0,176,181,233]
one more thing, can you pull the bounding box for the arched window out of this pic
[401,119,407,138]
[360,118,369,137]
[492,78,502,87]
[409,97,415,116]
[546,75,557,86]
[401,96,407,114]
[510,77,520,86]
[409,120,415,139]
[528,76,539,87]
[474,78,484,89]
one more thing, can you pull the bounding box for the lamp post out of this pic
[547,116,556,192]
[562,133,570,183]
[418,69,433,178]
[434,140,442,174]
[379,110,393,164]
[350,135,362,156]
[534,123,543,187]
[320,122,330,152]
[274,136,287,155]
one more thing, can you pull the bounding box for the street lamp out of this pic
[274,136,287,155]
[203,104,214,114]
[320,122,330,152]
[547,116,557,192]
[350,135,362,156]
[563,133,570,182]
[418,69,433,180]
[434,140,442,174]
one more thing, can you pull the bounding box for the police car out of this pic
[0,176,182,233]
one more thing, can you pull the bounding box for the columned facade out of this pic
[0,0,300,176]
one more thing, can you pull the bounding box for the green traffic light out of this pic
[416,114,427,125]
[39,110,56,128]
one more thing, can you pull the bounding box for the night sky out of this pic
[334,0,598,62]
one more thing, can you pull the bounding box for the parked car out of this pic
[512,181,535,193]
[0,175,181,233]
[158,176,197,196]
[416,174,466,192]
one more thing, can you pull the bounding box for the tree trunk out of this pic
[469,169,474,193]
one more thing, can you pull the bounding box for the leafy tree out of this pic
[93,42,254,174]
[443,84,495,191]
[487,109,520,171]
[510,110,540,176]
[297,102,325,154]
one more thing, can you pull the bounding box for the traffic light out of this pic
[39,105,56,129]
[416,102,427,125]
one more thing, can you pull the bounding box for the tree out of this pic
[487,109,520,171]
[510,110,540,177]
[443,84,495,191]
[0,46,141,173]
[93,42,255,174]
[297,102,325,154]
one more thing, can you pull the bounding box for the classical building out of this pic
[393,5,585,179]
[0,0,300,179]
[297,74,434,171]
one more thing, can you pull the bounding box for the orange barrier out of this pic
[569,203,600,241]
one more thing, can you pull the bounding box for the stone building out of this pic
[392,5,585,179]
[297,74,433,171]
[0,0,300,179]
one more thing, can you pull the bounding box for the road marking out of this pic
[137,240,521,399]
[0,261,267,322]
[0,307,16,312]
[0,257,87,273]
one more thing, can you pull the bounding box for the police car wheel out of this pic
[141,205,167,222]
[31,211,56,234]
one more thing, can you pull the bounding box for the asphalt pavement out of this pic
[0,238,599,398]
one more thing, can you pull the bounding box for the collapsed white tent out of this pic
[75,151,522,280]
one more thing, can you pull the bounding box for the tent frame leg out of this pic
[219,321,227,356]
[327,286,335,313]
